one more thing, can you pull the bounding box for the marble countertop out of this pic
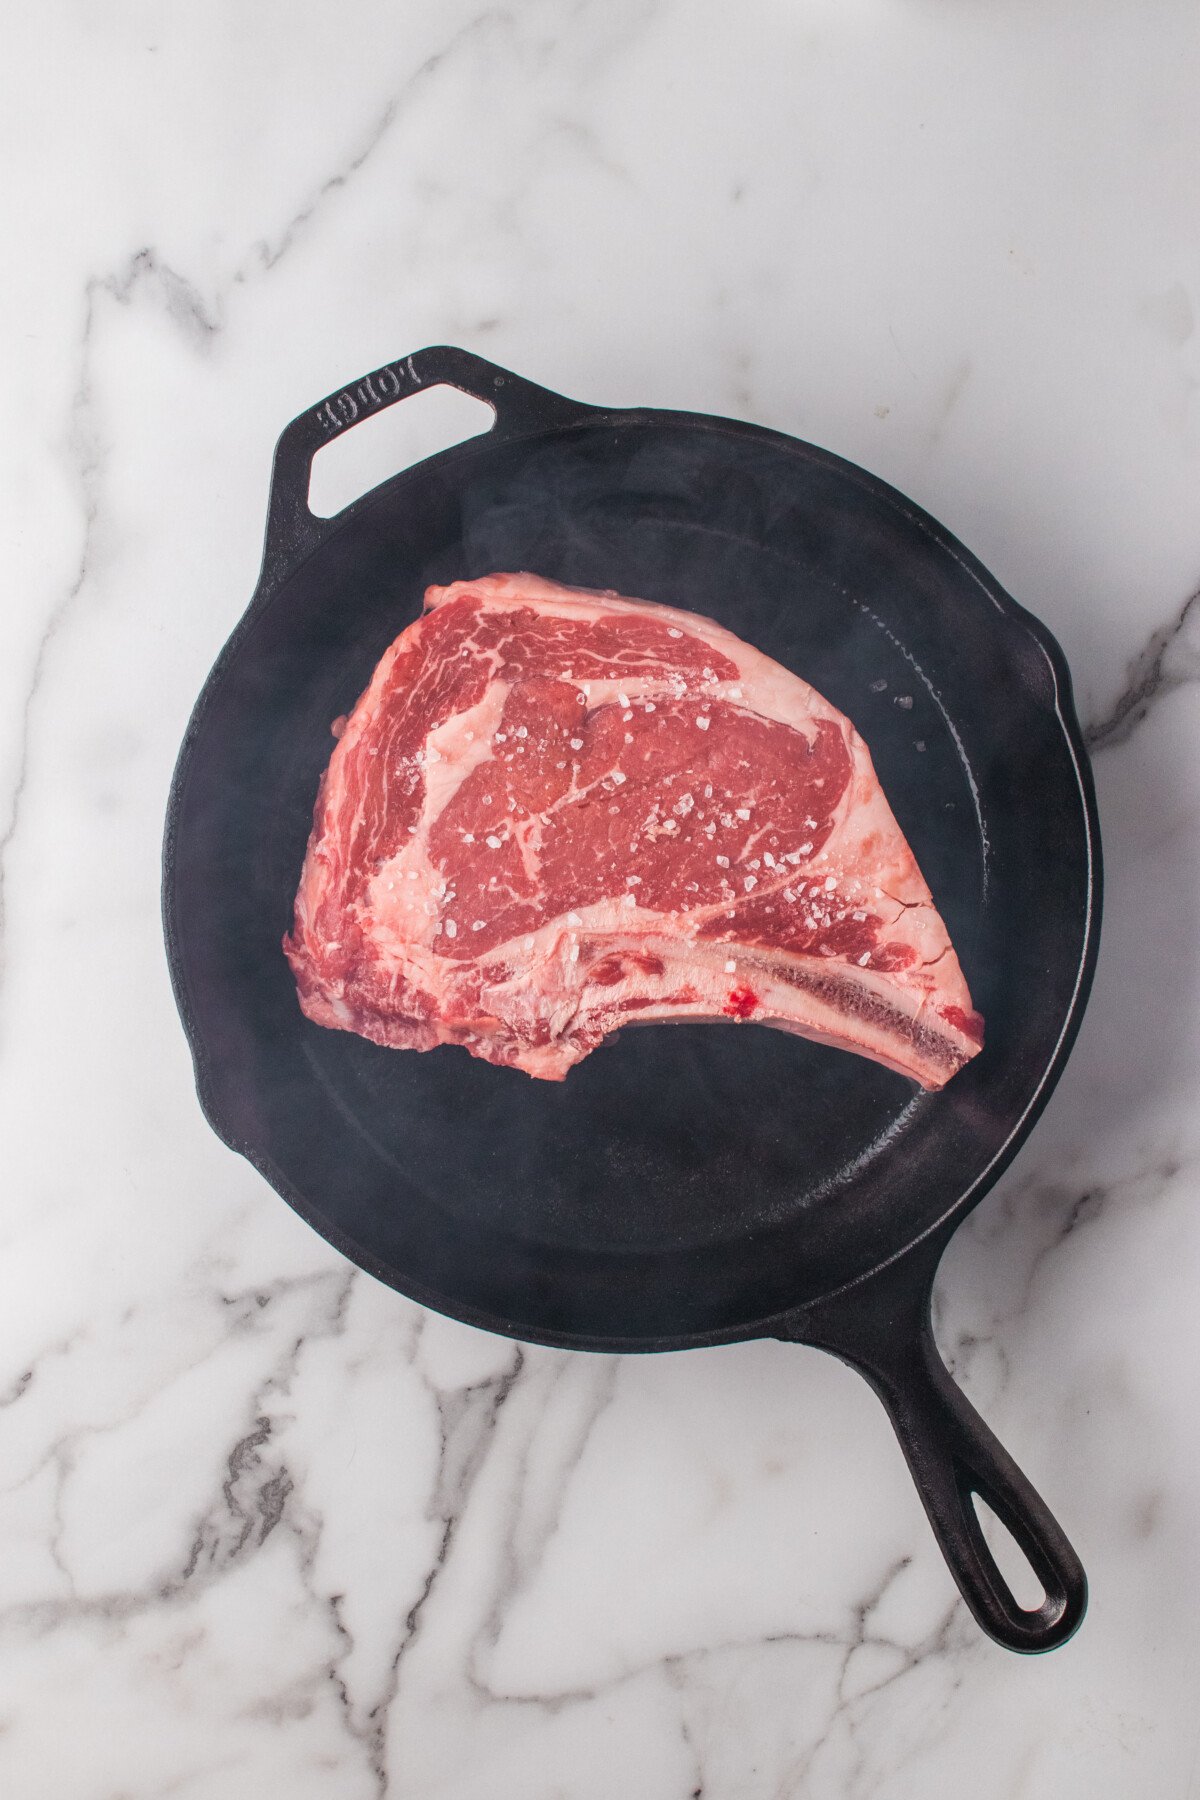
[3,3,1199,1794]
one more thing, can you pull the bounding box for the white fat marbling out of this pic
[2,1,1200,1794]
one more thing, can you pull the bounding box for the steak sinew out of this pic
[284,573,983,1085]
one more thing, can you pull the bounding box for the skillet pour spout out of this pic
[163,346,1101,1655]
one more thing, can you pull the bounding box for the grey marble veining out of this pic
[2,2,1200,1794]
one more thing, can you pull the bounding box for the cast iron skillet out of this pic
[164,346,1101,1653]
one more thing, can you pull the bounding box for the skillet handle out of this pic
[260,346,597,587]
[781,1239,1087,1653]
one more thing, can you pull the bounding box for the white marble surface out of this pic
[3,2,1200,1793]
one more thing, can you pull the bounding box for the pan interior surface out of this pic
[169,421,1093,1345]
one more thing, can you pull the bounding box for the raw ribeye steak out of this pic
[285,573,983,1086]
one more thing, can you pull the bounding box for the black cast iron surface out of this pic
[163,347,1101,1653]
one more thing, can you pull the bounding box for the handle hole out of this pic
[308,384,495,518]
[971,1493,1047,1612]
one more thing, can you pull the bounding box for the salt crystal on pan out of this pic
[895,695,913,710]
[870,678,887,693]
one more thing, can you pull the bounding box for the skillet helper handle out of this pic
[784,1241,1087,1654]
[261,346,597,587]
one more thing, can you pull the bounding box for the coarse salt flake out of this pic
[611,770,627,785]
[716,854,730,868]
[858,951,871,966]
[668,627,683,637]
[567,911,582,925]
[569,738,583,750]
[444,919,457,939]
[485,834,502,849]
[744,874,757,891]
[825,875,837,891]
[696,715,710,731]
[735,808,751,821]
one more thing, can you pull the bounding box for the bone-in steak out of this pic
[284,573,983,1086]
